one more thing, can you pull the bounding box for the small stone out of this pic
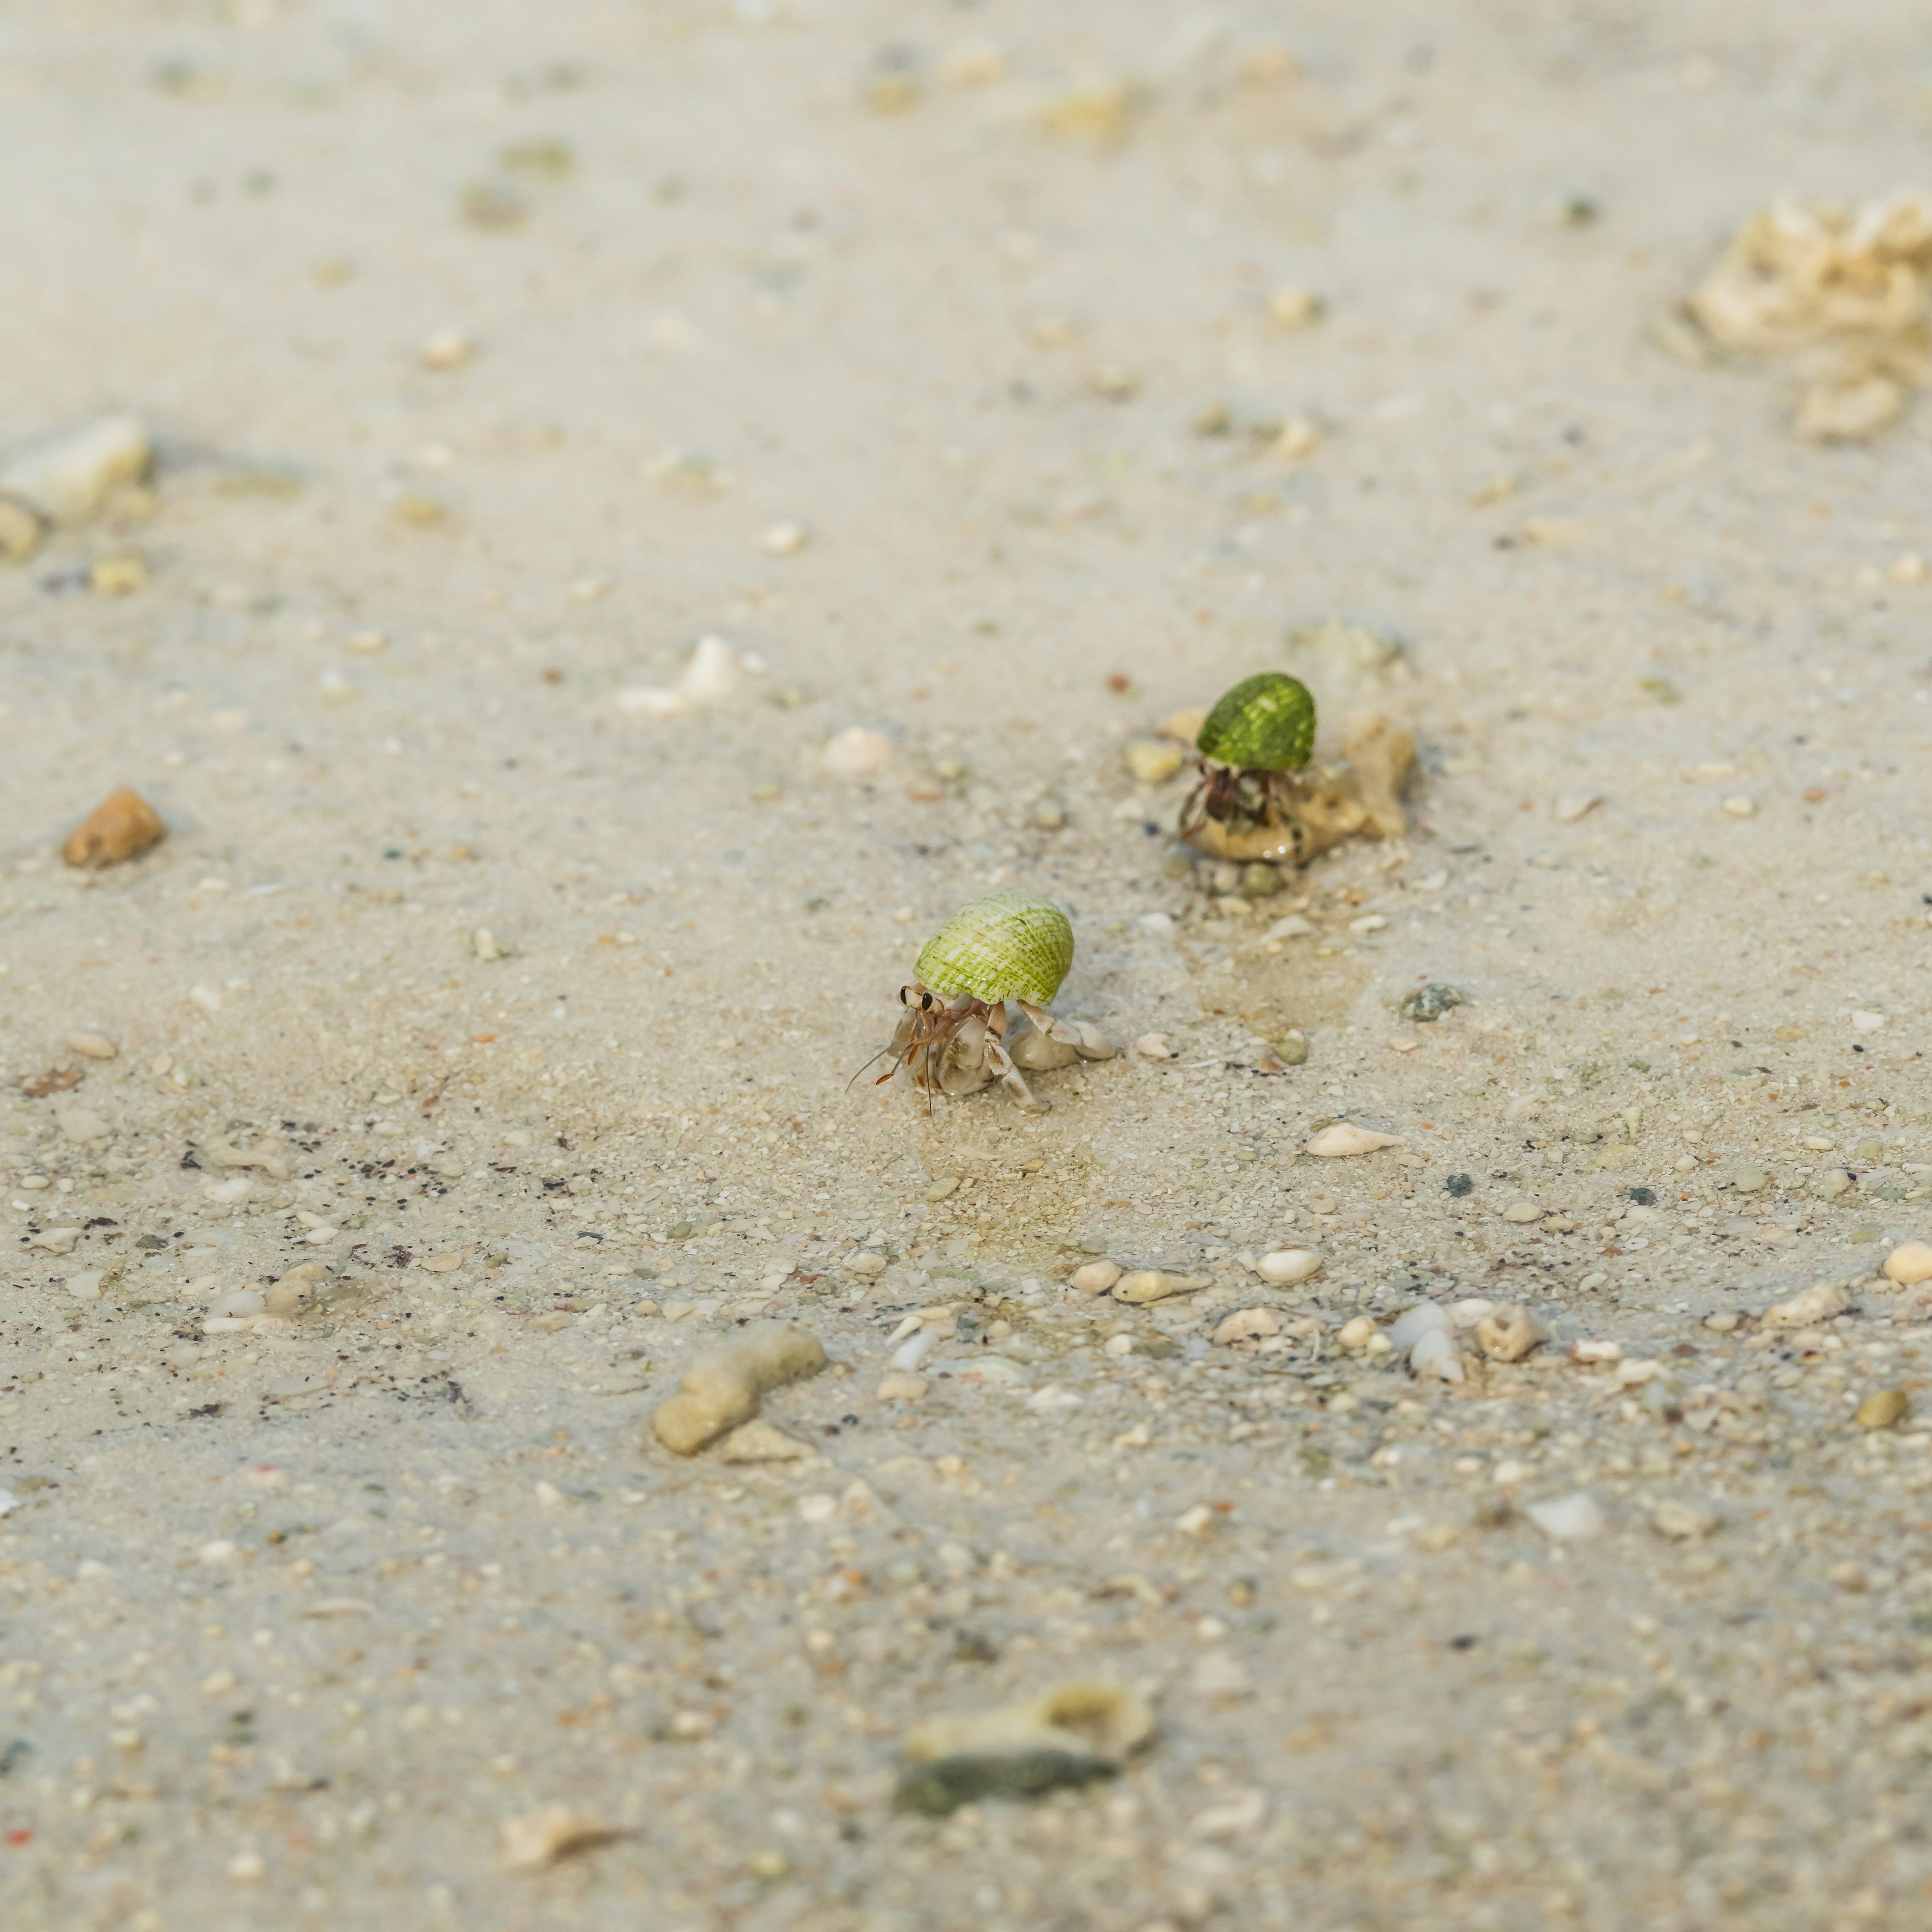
[844,1250,889,1277]
[55,1106,109,1144]
[1720,795,1756,818]
[1829,1559,1870,1593]
[1762,1282,1849,1329]
[63,1032,116,1060]
[1113,1270,1209,1305]
[1883,1241,1932,1286]
[1652,1500,1718,1540]
[90,553,146,596]
[1256,1248,1323,1286]
[1124,740,1184,784]
[28,1228,82,1254]
[472,928,508,962]
[208,1290,266,1320]
[1730,1168,1768,1193]
[1813,1169,1854,1199]
[1273,1028,1310,1065]
[423,328,473,369]
[1071,1260,1122,1295]
[1444,1172,1474,1197]
[62,789,166,868]
[821,727,894,779]
[762,520,808,557]
[1262,915,1315,943]
[1852,1009,1887,1033]
[1500,1201,1543,1224]
[1211,1308,1280,1345]
[1856,1389,1910,1431]
[716,1419,813,1463]
[500,1805,617,1873]
[1267,285,1323,328]
[876,1374,928,1403]
[1524,1493,1605,1542]
[1337,1316,1378,1349]
[1307,1124,1403,1158]
[0,495,42,559]
[0,415,151,522]
[1476,1307,1548,1362]
[1400,983,1465,1023]
[1134,1033,1172,1060]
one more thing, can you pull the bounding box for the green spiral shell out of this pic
[1195,672,1316,772]
[915,891,1073,1006]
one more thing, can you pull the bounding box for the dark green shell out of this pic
[915,891,1073,1005]
[1195,672,1316,772]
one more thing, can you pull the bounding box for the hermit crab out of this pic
[862,890,1115,1110]
[1179,671,1414,866]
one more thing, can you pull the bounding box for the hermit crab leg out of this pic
[1015,999,1082,1045]
[985,1037,1046,1112]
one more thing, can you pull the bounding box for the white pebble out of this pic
[63,1032,117,1060]
[1524,1493,1605,1542]
[1071,1260,1122,1295]
[1134,1032,1172,1060]
[1210,1307,1280,1345]
[761,520,808,556]
[1852,1009,1887,1034]
[1883,1241,1932,1286]
[1307,1123,1403,1158]
[208,1290,266,1320]
[1256,1248,1323,1286]
[821,727,895,779]
[0,415,150,522]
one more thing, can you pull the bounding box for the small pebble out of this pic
[1652,1500,1718,1540]
[716,1420,812,1463]
[1071,1260,1122,1295]
[1210,1308,1280,1345]
[1730,1168,1768,1193]
[1267,285,1323,328]
[1134,1033,1173,1060]
[1255,1248,1323,1286]
[821,727,895,779]
[1856,1389,1910,1432]
[1762,1282,1849,1329]
[1720,795,1756,818]
[1500,1201,1543,1224]
[1273,1028,1309,1065]
[423,328,473,369]
[1400,983,1465,1023]
[500,1806,614,1874]
[1882,1241,1932,1286]
[876,1374,928,1403]
[0,415,150,522]
[762,520,808,556]
[62,789,167,868]
[1307,1124,1403,1158]
[1124,740,1184,784]
[1524,1493,1605,1542]
[64,1032,117,1060]
[1337,1316,1378,1349]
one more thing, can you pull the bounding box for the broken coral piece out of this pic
[1684,192,1932,442]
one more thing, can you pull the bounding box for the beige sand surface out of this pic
[6,4,1932,1927]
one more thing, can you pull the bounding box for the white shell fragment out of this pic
[616,634,745,720]
[1524,1493,1606,1542]
[0,415,151,522]
[1071,1261,1121,1295]
[1390,1303,1463,1383]
[1112,1270,1210,1305]
[821,727,895,778]
[1307,1123,1404,1158]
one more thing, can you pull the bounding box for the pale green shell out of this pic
[915,891,1073,1006]
[1195,672,1316,772]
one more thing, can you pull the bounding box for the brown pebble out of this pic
[1855,1389,1910,1432]
[62,789,167,868]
